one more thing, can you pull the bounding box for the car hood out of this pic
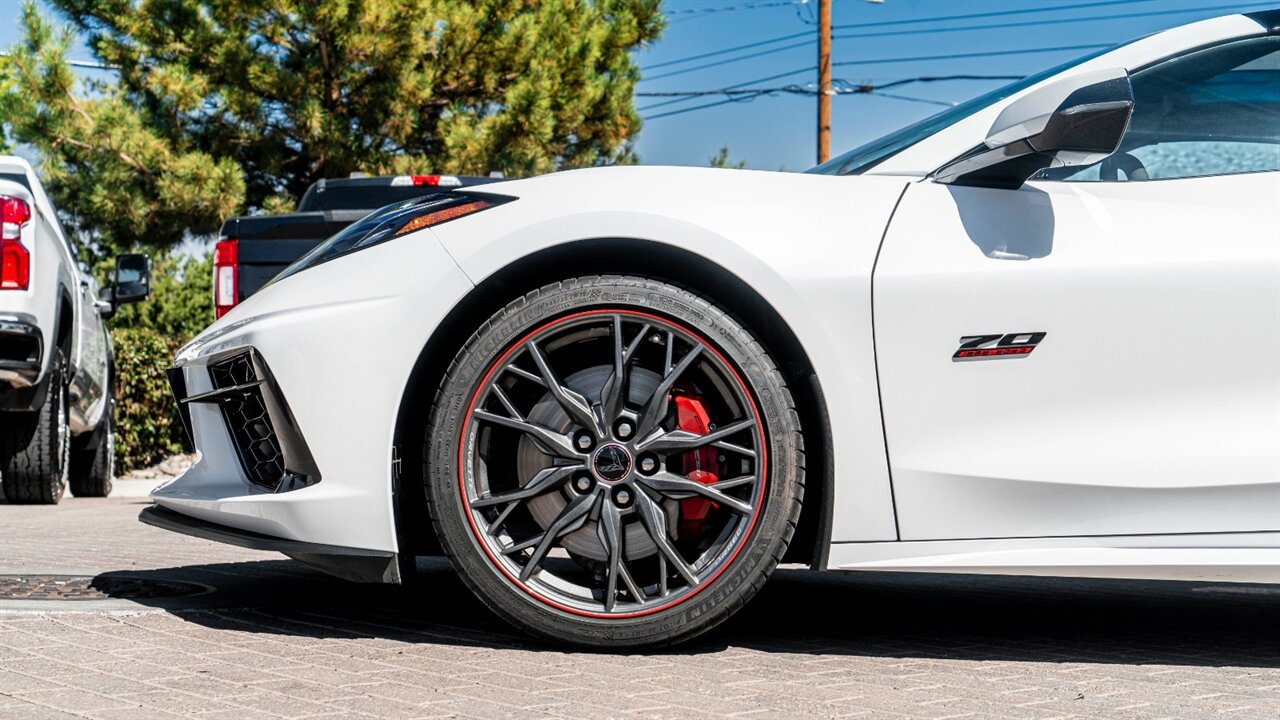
[183,165,910,362]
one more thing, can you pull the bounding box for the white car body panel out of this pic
[874,172,1280,541]
[155,12,1280,584]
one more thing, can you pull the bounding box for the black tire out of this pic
[69,399,114,498]
[0,354,70,505]
[425,276,804,648]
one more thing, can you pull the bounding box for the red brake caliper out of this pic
[673,392,720,542]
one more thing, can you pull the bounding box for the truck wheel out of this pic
[70,400,114,498]
[0,353,70,504]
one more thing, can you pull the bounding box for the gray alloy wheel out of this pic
[426,276,804,648]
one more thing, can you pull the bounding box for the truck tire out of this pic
[0,354,70,504]
[69,399,114,498]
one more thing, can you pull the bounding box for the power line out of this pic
[644,36,812,78]
[639,75,1025,121]
[636,87,811,98]
[666,1,803,16]
[831,42,1111,69]
[643,0,1147,72]
[643,96,769,121]
[834,1,1277,42]
[641,42,1109,113]
[636,75,1022,98]
[838,74,1023,92]
[640,1,1269,80]
[642,32,805,72]
[832,0,1162,30]
[637,66,818,112]
[641,83,962,121]
[867,91,956,108]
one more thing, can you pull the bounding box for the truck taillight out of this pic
[390,174,461,188]
[213,238,238,318]
[1,195,32,290]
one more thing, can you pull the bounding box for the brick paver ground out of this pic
[1,496,1277,719]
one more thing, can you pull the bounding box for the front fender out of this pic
[433,167,909,543]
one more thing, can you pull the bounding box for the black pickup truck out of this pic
[214,174,502,318]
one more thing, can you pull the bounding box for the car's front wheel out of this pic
[425,276,804,648]
[0,353,70,504]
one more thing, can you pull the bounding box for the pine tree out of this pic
[48,0,664,209]
[1,3,244,256]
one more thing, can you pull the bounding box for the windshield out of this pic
[807,45,1117,176]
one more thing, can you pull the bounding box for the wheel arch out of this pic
[392,238,834,570]
[55,285,74,363]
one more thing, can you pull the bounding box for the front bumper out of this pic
[149,228,474,560]
[139,505,399,583]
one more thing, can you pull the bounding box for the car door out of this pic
[873,34,1280,541]
[71,272,108,425]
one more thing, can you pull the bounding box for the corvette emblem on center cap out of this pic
[592,443,632,482]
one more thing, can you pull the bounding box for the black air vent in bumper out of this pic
[174,350,320,493]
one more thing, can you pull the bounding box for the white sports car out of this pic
[146,10,1280,648]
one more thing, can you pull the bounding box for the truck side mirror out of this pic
[112,253,151,305]
[934,67,1134,189]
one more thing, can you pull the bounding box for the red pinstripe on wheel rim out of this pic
[456,308,768,619]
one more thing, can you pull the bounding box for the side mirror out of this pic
[935,67,1134,189]
[112,253,151,305]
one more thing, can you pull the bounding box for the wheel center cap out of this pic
[591,443,633,483]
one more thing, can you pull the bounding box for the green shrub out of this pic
[111,327,184,472]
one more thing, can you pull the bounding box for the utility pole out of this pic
[817,0,832,164]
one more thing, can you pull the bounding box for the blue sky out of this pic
[634,0,1275,170]
[2,0,1274,172]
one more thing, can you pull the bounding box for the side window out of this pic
[1039,35,1280,182]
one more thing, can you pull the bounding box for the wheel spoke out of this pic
[636,344,703,438]
[657,554,669,597]
[617,559,646,603]
[639,471,755,516]
[636,417,757,455]
[633,487,700,587]
[706,474,757,491]
[518,491,598,582]
[599,317,649,421]
[504,365,545,386]
[470,464,581,509]
[487,501,521,537]
[596,500,625,612]
[490,384,521,419]
[711,439,757,459]
[526,341,602,435]
[473,409,579,459]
